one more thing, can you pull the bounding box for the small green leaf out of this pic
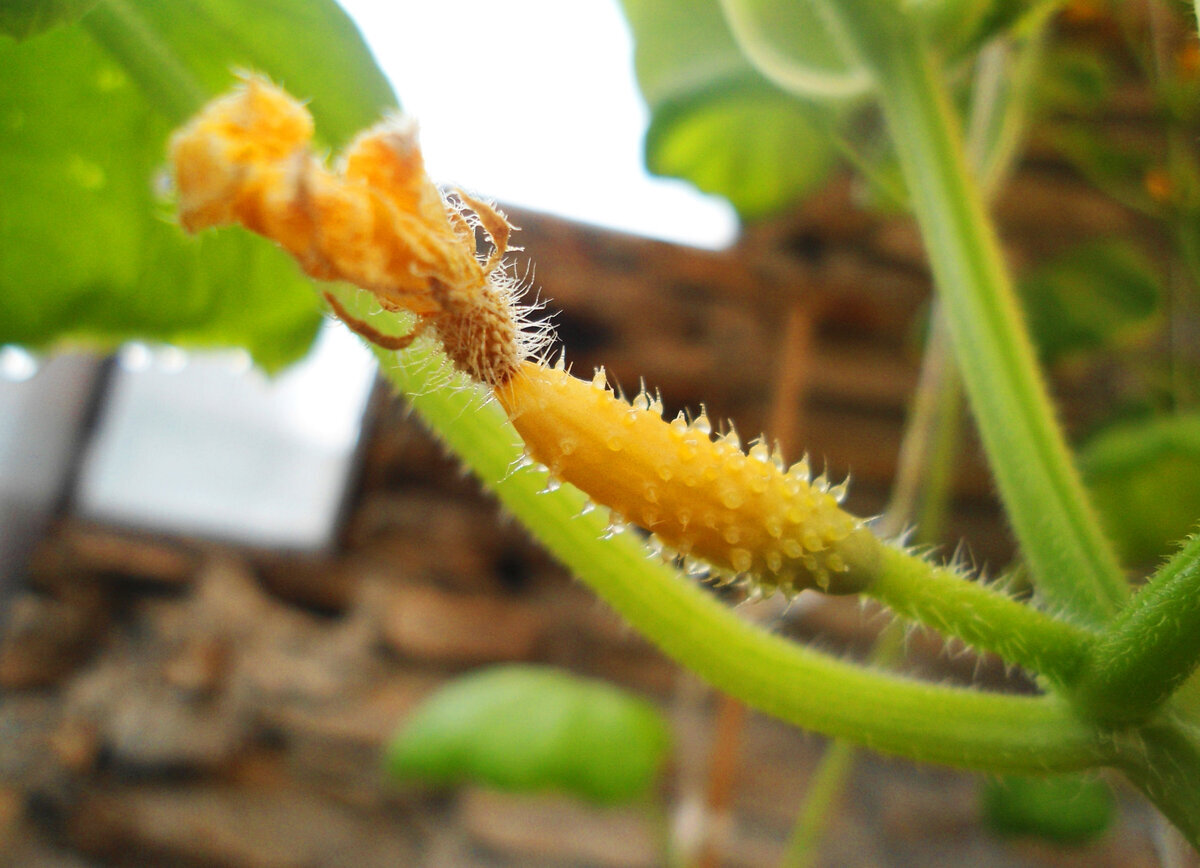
[646,82,835,219]
[0,0,98,40]
[619,0,837,221]
[1034,47,1113,114]
[981,773,1114,844]
[912,0,1028,58]
[386,665,671,805]
[0,0,396,370]
[621,0,751,110]
[1081,413,1200,565]
[713,0,871,99]
[1017,242,1162,362]
[1044,122,1159,215]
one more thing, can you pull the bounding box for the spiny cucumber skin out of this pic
[496,362,875,596]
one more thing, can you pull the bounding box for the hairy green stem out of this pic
[781,39,1042,860]
[826,0,1128,625]
[866,543,1094,685]
[879,304,961,542]
[81,0,208,124]
[1074,535,1200,722]
[335,287,1106,773]
[788,308,961,867]
[884,34,1032,542]
[793,304,960,868]
[1115,721,1200,847]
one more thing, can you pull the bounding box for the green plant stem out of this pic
[780,40,1039,861]
[912,349,962,540]
[336,289,1107,774]
[866,544,1093,685]
[784,304,961,868]
[779,623,905,868]
[780,737,856,868]
[1115,721,1200,847]
[1074,534,1200,722]
[81,0,208,124]
[1149,0,1200,411]
[820,7,1200,840]
[1170,221,1200,409]
[878,304,961,543]
[786,308,960,868]
[823,0,1128,626]
[886,33,1032,543]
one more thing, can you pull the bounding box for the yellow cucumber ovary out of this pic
[496,362,875,595]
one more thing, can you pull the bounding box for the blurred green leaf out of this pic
[1081,413,1200,564]
[621,0,750,110]
[618,0,1030,222]
[711,0,1026,101]
[1034,46,1113,114]
[713,0,870,99]
[1043,122,1160,215]
[619,0,838,220]
[0,0,98,40]
[982,773,1114,843]
[647,82,834,219]
[1017,241,1161,362]
[386,665,672,805]
[0,0,395,371]
[912,0,1030,60]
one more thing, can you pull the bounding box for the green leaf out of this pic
[1017,241,1162,362]
[1081,413,1200,564]
[0,0,396,371]
[1043,122,1159,215]
[898,0,1024,64]
[714,0,871,99]
[646,82,835,219]
[621,0,751,110]
[981,773,1114,843]
[716,0,1026,101]
[619,0,1026,223]
[386,665,671,805]
[0,0,98,40]
[1034,46,1113,114]
[619,0,837,220]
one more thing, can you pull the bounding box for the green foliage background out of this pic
[8,0,1200,847]
[387,665,671,804]
[0,0,394,370]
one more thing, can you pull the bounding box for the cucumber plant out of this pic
[6,0,1200,851]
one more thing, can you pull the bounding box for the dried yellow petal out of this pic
[169,75,531,384]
